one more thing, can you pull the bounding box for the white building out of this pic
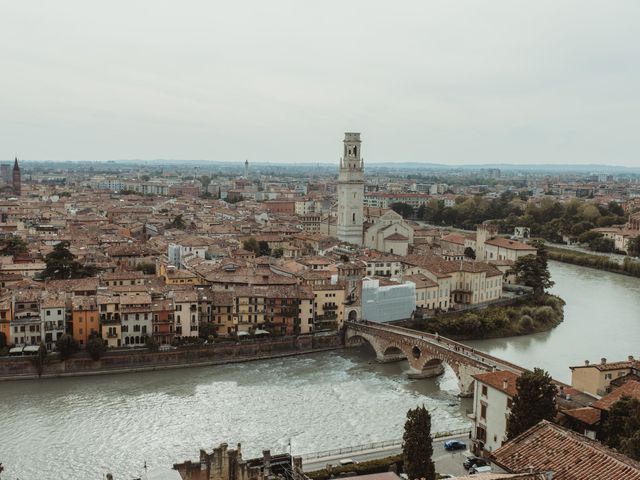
[168,239,208,269]
[361,278,416,322]
[337,132,364,246]
[364,210,414,256]
[40,295,66,352]
[471,370,520,454]
[171,290,199,338]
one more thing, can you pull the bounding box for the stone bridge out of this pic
[345,321,525,397]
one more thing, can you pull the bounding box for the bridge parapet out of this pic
[345,320,525,396]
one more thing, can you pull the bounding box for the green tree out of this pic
[604,395,640,460]
[243,237,260,255]
[506,368,557,439]
[166,215,187,230]
[136,262,156,275]
[86,337,106,361]
[0,236,28,256]
[627,236,640,258]
[199,322,218,340]
[402,405,436,480]
[32,342,47,376]
[43,242,99,280]
[55,334,79,360]
[258,241,271,257]
[272,247,284,258]
[509,240,554,294]
[390,202,415,219]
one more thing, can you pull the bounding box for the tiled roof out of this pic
[485,237,537,251]
[563,407,601,425]
[592,380,640,411]
[473,370,520,397]
[492,420,640,480]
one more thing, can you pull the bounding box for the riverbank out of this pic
[399,294,565,341]
[0,333,342,381]
[547,246,640,278]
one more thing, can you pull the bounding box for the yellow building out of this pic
[98,293,122,348]
[312,284,345,331]
[570,356,638,396]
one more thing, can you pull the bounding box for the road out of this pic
[302,435,505,476]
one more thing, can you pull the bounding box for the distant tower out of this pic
[0,164,9,183]
[12,157,21,196]
[244,159,249,179]
[337,132,364,245]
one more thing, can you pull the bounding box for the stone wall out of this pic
[0,333,342,380]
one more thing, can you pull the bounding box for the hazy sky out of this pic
[1,1,639,165]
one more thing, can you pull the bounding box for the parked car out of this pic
[469,465,492,474]
[339,458,357,466]
[444,440,466,451]
[463,456,489,470]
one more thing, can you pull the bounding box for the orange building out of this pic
[71,296,99,347]
[0,294,12,347]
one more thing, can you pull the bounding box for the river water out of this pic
[1,261,639,480]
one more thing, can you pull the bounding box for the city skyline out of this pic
[2,1,640,166]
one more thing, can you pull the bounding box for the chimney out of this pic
[629,355,635,362]
[584,360,590,366]
[546,471,554,480]
[601,357,607,365]
[503,378,509,390]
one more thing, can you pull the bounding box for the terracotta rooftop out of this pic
[472,370,520,397]
[485,236,537,251]
[592,380,640,411]
[563,406,601,425]
[492,420,640,480]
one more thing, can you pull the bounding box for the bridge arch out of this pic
[345,322,496,396]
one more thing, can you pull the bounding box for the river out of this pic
[467,261,640,382]
[1,261,639,480]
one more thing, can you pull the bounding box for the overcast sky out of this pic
[1,1,639,166]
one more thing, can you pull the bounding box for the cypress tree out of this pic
[506,368,557,439]
[402,405,435,480]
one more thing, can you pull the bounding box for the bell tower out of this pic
[12,157,21,196]
[337,132,364,245]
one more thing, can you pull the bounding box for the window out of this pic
[481,385,488,396]
[480,404,487,420]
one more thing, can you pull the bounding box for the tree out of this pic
[509,240,554,294]
[391,202,415,219]
[136,262,156,275]
[627,236,640,258]
[258,241,271,257]
[0,236,28,256]
[464,247,476,259]
[402,405,436,480]
[166,215,187,230]
[86,337,106,361]
[272,247,284,258]
[604,395,640,460]
[55,334,79,360]
[43,241,100,280]
[32,342,47,376]
[243,237,260,255]
[199,322,217,340]
[506,368,557,439]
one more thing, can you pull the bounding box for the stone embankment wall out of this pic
[0,333,343,380]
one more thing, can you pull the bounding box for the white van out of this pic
[469,465,492,474]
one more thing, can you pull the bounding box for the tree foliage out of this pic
[87,337,106,361]
[390,202,415,219]
[166,214,187,230]
[604,396,640,461]
[55,334,79,360]
[0,235,28,256]
[402,405,435,480]
[509,240,554,294]
[43,242,100,280]
[243,237,259,255]
[506,368,557,440]
[416,194,628,250]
